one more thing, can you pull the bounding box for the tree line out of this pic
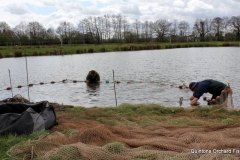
[0,14,239,46]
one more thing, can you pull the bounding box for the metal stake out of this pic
[113,70,117,107]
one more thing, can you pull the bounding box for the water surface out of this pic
[0,47,239,108]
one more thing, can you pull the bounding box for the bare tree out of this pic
[229,16,240,41]
[111,14,123,42]
[171,20,178,36]
[56,21,75,45]
[141,21,151,42]
[177,20,190,42]
[169,20,178,42]
[13,22,28,45]
[133,19,141,43]
[77,20,87,44]
[211,17,224,41]
[122,16,130,43]
[151,19,172,42]
[193,18,212,42]
[81,17,99,44]
[0,22,15,46]
[46,27,58,44]
[221,17,230,40]
[67,22,75,45]
[27,21,46,45]
[93,17,104,44]
[178,21,189,36]
[56,23,65,46]
[103,15,111,42]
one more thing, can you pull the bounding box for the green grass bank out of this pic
[0,41,239,58]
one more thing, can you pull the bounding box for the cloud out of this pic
[120,4,141,15]
[173,0,185,7]
[186,0,213,13]
[5,3,30,15]
[59,1,84,12]
[41,0,63,6]
[1,0,240,29]
[82,6,101,15]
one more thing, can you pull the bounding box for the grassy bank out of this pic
[60,103,240,127]
[0,41,239,58]
[1,103,240,159]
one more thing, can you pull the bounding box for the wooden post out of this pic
[228,83,234,108]
[25,46,30,101]
[8,69,13,98]
[113,70,117,107]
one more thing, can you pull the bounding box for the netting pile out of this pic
[0,94,30,104]
[8,121,240,160]
[4,85,238,160]
[206,84,234,109]
[221,85,234,108]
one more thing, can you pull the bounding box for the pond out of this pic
[0,47,239,108]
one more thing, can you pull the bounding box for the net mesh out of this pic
[0,94,30,104]
[220,84,234,108]
[5,85,238,160]
[207,84,234,108]
[7,118,240,160]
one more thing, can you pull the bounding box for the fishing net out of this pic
[221,84,234,108]
[4,84,237,160]
[7,118,240,160]
[0,94,30,104]
[206,84,234,108]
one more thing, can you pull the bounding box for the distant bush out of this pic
[14,51,23,57]
[54,50,62,55]
[175,44,181,48]
[130,45,140,51]
[223,43,232,47]
[165,45,172,49]
[145,45,156,50]
[76,49,85,54]
[88,48,94,53]
[156,45,162,49]
[121,46,129,51]
[44,51,50,55]
[100,47,106,52]
[33,51,40,56]
[114,47,119,51]
[0,52,3,58]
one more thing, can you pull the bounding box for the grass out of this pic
[58,103,240,127]
[0,41,239,58]
[1,103,240,159]
[0,131,47,159]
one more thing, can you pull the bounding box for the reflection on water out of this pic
[86,83,100,103]
[86,83,100,95]
[0,47,240,108]
[179,97,183,106]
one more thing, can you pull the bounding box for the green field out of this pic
[0,41,239,58]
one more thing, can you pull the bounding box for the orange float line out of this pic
[17,85,22,88]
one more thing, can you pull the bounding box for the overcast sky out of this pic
[1,0,240,29]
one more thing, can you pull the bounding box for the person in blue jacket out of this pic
[189,79,232,106]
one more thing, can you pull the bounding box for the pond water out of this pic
[0,47,239,108]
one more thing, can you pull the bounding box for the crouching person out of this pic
[189,79,232,106]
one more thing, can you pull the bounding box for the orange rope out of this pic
[0,79,190,91]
